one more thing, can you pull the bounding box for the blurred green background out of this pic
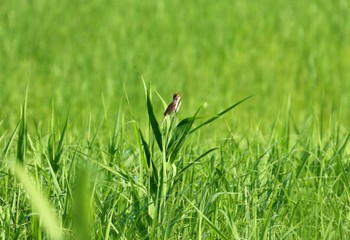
[1,0,349,135]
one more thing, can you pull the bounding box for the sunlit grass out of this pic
[1,84,349,239]
[0,0,349,239]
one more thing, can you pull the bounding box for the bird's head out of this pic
[173,93,181,101]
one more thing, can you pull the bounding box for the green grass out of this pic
[1,0,350,239]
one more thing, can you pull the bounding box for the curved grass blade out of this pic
[139,129,151,169]
[0,120,4,145]
[12,162,63,240]
[335,132,350,190]
[147,91,163,152]
[190,95,253,134]
[140,75,163,151]
[139,129,158,198]
[49,111,69,173]
[184,196,228,240]
[167,109,199,163]
[72,167,92,240]
[80,150,147,193]
[17,91,28,163]
[175,148,217,180]
[155,90,167,109]
[2,120,20,158]
[108,106,123,158]
[124,83,152,173]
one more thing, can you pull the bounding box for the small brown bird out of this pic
[162,93,182,124]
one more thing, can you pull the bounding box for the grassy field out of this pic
[1,0,350,239]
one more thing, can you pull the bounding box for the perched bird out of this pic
[162,93,181,125]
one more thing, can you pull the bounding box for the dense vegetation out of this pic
[0,0,349,239]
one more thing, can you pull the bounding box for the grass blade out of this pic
[3,120,20,158]
[184,195,228,240]
[11,162,63,240]
[139,128,158,198]
[49,111,69,173]
[175,148,217,179]
[54,112,69,168]
[17,90,28,163]
[147,91,163,152]
[72,167,92,240]
[166,109,199,163]
[190,95,253,134]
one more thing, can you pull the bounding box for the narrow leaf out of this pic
[184,196,228,240]
[12,162,63,240]
[167,110,199,163]
[190,95,253,134]
[3,120,20,158]
[54,112,69,162]
[139,129,151,168]
[147,92,163,151]
[17,91,28,163]
[139,127,158,197]
[176,148,217,179]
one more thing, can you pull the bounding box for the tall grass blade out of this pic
[0,120,4,145]
[139,128,158,198]
[140,75,163,151]
[167,110,199,163]
[184,196,228,240]
[335,132,350,190]
[72,167,92,240]
[132,119,150,173]
[139,129,151,168]
[155,90,167,108]
[124,83,152,173]
[11,162,63,240]
[3,120,20,158]
[55,112,69,166]
[295,144,310,180]
[81,151,147,193]
[49,111,69,173]
[175,147,217,179]
[108,107,123,160]
[190,95,253,134]
[147,92,163,151]
[17,90,28,163]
